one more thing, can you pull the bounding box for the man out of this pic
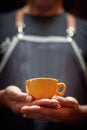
[0,0,87,129]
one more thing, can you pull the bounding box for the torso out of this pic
[0,7,87,129]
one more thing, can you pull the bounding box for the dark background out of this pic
[0,0,87,20]
[0,0,25,12]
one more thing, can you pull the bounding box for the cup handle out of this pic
[56,83,66,96]
[25,80,31,94]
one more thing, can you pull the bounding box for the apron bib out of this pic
[0,34,87,104]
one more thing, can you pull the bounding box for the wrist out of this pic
[0,89,7,108]
[79,105,87,119]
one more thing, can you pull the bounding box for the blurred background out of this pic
[0,0,87,20]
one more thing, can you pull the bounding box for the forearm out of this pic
[0,89,6,108]
[79,105,87,118]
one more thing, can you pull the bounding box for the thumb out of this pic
[7,86,33,103]
[15,92,33,103]
[52,96,78,109]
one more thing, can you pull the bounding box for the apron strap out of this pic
[16,6,76,39]
[66,13,76,38]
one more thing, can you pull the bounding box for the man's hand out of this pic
[1,86,33,115]
[20,95,86,124]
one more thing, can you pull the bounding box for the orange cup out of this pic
[25,77,66,99]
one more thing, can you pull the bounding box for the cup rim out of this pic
[26,77,58,81]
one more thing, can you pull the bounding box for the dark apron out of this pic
[0,35,87,129]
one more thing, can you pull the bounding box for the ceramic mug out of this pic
[25,77,66,99]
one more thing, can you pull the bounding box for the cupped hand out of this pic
[3,85,33,115]
[20,95,84,124]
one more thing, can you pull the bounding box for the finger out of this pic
[65,96,78,104]
[21,105,62,123]
[14,93,33,103]
[21,105,58,115]
[28,98,59,107]
[23,111,61,123]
